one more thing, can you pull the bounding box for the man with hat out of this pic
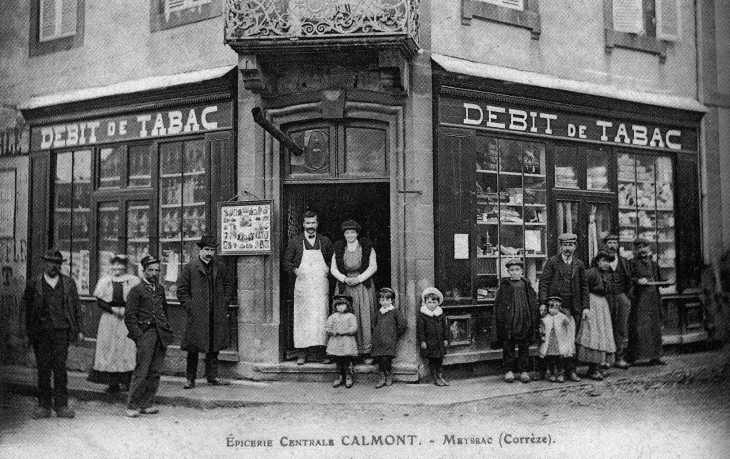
[124,255,174,417]
[538,233,589,382]
[627,238,667,365]
[23,248,83,419]
[602,233,634,369]
[177,235,234,388]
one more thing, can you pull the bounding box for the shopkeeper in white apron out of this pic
[283,210,333,365]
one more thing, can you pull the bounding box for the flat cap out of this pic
[558,232,578,243]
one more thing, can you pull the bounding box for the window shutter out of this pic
[481,0,525,11]
[612,0,644,34]
[656,0,680,41]
[39,0,76,42]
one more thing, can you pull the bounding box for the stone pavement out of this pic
[3,349,728,409]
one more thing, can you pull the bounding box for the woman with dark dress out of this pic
[493,259,538,383]
[628,239,667,365]
[87,254,140,393]
[331,219,378,364]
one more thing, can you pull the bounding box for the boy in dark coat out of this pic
[494,259,538,383]
[371,287,407,388]
[417,287,449,386]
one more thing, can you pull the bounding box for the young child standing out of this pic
[371,287,407,388]
[417,287,449,386]
[576,251,617,380]
[326,295,358,388]
[539,296,576,382]
[494,259,538,383]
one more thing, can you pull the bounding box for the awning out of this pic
[432,53,707,113]
[20,65,236,111]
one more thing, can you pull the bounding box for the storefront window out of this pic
[474,137,546,300]
[586,149,610,191]
[128,144,152,187]
[97,202,120,276]
[54,149,91,295]
[617,153,676,285]
[158,139,208,299]
[554,146,580,189]
[126,201,151,274]
[344,127,387,175]
[98,146,123,189]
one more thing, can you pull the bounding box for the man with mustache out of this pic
[23,249,83,419]
[628,239,667,365]
[539,233,590,382]
[124,255,174,417]
[283,210,333,365]
[177,235,234,388]
[602,234,633,369]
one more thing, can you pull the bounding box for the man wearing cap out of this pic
[124,255,174,417]
[538,233,589,382]
[177,235,234,388]
[23,249,83,419]
[283,210,333,365]
[628,239,666,365]
[602,234,634,369]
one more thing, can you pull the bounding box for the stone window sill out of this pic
[605,29,669,64]
[461,0,541,40]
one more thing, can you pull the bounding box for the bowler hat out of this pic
[196,235,219,248]
[140,255,161,269]
[40,248,65,263]
[558,232,577,243]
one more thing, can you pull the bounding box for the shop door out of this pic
[551,196,614,265]
[93,197,153,278]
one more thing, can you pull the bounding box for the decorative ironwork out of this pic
[225,0,419,44]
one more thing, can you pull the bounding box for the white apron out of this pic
[293,241,329,348]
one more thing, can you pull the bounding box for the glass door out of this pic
[553,198,613,266]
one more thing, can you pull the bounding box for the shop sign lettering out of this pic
[440,98,696,152]
[31,102,233,151]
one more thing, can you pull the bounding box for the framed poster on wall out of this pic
[218,200,272,255]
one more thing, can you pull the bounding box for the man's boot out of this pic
[375,371,386,388]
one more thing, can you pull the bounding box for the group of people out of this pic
[24,235,234,419]
[495,232,669,384]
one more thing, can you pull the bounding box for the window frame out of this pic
[604,0,673,63]
[29,0,85,57]
[462,0,541,40]
[150,0,222,33]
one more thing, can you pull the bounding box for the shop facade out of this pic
[22,69,239,370]
[432,62,707,364]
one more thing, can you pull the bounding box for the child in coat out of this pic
[326,295,358,388]
[493,259,538,383]
[539,296,576,383]
[576,251,617,380]
[417,287,449,386]
[371,287,407,388]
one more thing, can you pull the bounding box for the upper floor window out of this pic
[30,0,85,57]
[150,0,222,32]
[462,0,541,40]
[605,0,681,62]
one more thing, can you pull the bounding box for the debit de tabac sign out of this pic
[31,102,233,151]
[439,97,697,152]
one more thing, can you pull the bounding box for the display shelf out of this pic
[524,173,546,178]
[128,238,149,243]
[160,171,205,179]
[159,237,201,243]
[129,174,151,180]
[476,254,499,259]
[476,169,498,174]
[160,202,206,209]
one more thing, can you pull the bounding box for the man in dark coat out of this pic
[283,210,333,364]
[177,235,234,388]
[124,255,174,418]
[23,249,83,419]
[602,233,634,369]
[538,233,589,382]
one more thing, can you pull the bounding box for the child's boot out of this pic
[385,371,393,386]
[375,371,386,388]
[520,372,531,383]
[345,369,354,388]
[333,375,344,388]
[504,371,515,383]
[437,372,449,386]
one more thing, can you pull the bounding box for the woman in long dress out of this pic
[331,219,378,364]
[628,239,666,365]
[87,254,140,393]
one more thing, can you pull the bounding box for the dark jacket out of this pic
[538,254,589,315]
[586,267,610,296]
[605,256,633,296]
[176,257,234,353]
[283,233,333,275]
[125,279,174,347]
[493,277,538,343]
[371,308,407,357]
[332,237,375,292]
[24,274,83,345]
[417,309,448,359]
